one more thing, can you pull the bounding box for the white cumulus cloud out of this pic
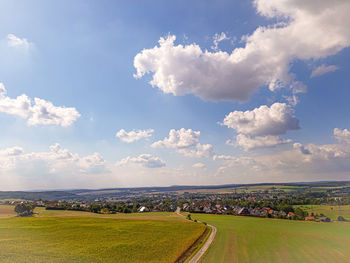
[0,146,24,156]
[222,103,298,150]
[235,134,292,151]
[0,143,107,174]
[215,128,350,180]
[116,154,166,168]
[0,83,80,127]
[151,128,213,157]
[192,162,206,168]
[211,32,229,51]
[7,34,31,50]
[334,128,350,144]
[116,129,154,143]
[134,0,350,101]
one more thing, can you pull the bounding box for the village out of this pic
[2,186,343,222]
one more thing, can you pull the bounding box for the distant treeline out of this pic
[0,191,79,201]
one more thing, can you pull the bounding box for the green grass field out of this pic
[0,206,205,262]
[296,205,350,221]
[33,207,187,221]
[191,214,350,263]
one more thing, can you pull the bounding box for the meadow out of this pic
[0,206,205,263]
[191,214,350,263]
[296,204,350,221]
[33,207,187,221]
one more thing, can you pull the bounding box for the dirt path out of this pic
[175,208,217,263]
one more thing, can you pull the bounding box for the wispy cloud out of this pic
[311,64,338,78]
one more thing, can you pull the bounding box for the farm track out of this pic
[175,208,217,263]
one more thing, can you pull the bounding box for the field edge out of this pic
[175,225,210,263]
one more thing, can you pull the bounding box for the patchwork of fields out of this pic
[191,214,350,263]
[0,206,205,263]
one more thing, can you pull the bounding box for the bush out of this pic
[338,216,346,221]
[186,214,192,220]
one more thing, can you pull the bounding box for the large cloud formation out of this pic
[0,143,106,174]
[215,128,350,180]
[151,128,213,157]
[223,103,298,150]
[223,103,299,136]
[0,83,80,126]
[134,0,350,101]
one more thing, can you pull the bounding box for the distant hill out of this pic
[1,181,349,201]
[0,191,79,201]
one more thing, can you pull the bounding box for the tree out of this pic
[100,208,110,214]
[294,207,307,220]
[14,203,34,217]
[123,207,131,213]
[89,204,101,213]
[186,214,192,220]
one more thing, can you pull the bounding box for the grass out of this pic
[0,206,205,262]
[191,214,350,263]
[296,205,350,221]
[0,205,187,221]
[33,207,187,221]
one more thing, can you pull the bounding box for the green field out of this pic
[0,206,205,263]
[296,205,350,221]
[192,214,350,263]
[33,207,187,221]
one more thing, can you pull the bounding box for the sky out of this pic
[0,0,350,190]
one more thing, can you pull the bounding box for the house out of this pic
[138,206,149,212]
[203,203,212,213]
[35,201,45,207]
[305,216,315,221]
[238,207,250,216]
[203,206,212,213]
[182,203,189,211]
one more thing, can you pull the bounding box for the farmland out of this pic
[191,214,350,263]
[0,206,205,263]
[0,205,16,218]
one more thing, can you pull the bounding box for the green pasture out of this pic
[296,205,350,221]
[33,207,186,221]
[192,214,350,263]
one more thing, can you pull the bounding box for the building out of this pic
[138,206,149,212]
[238,207,250,216]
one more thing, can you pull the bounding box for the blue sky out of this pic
[0,0,350,190]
